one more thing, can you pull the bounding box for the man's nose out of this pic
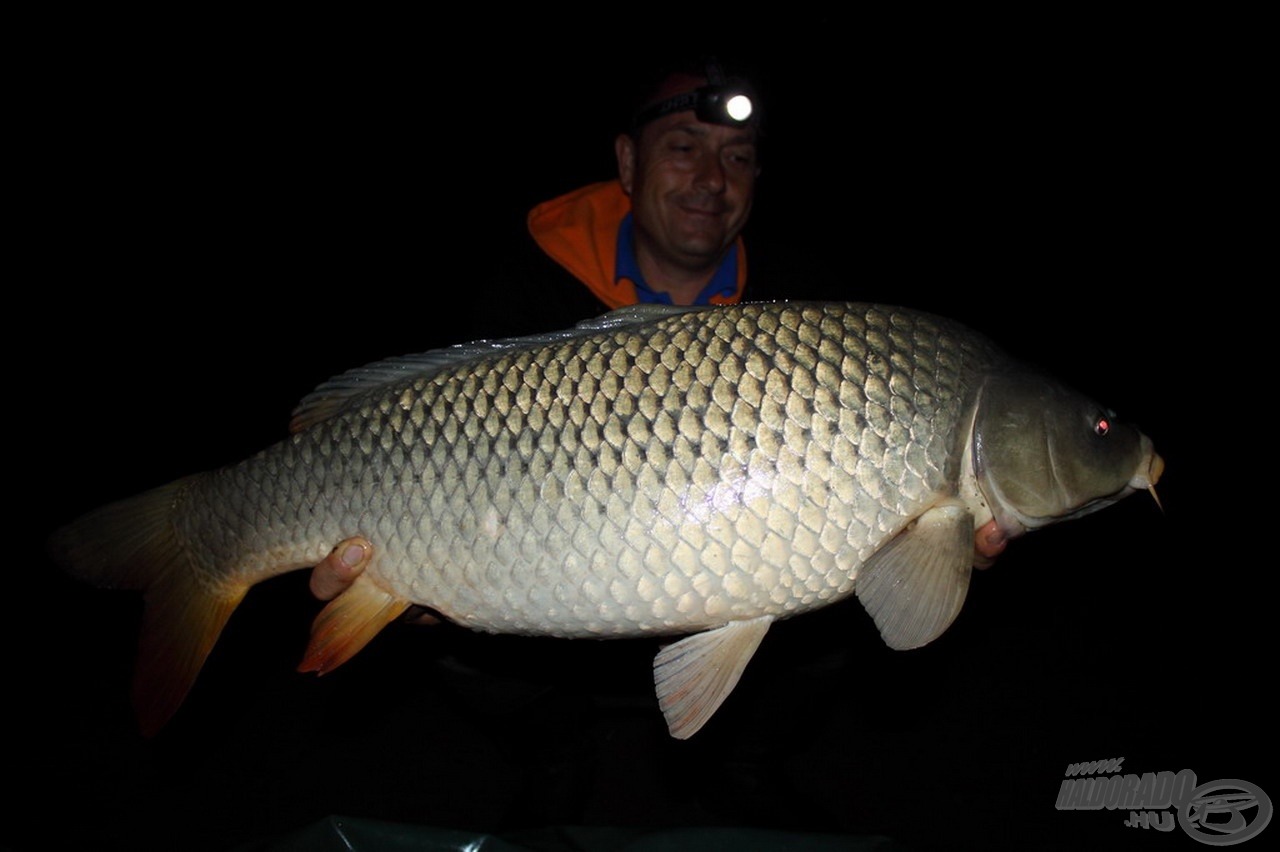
[693,152,726,193]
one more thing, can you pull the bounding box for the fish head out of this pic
[971,370,1163,540]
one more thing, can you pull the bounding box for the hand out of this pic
[309,537,373,601]
[973,519,1007,569]
[309,537,440,625]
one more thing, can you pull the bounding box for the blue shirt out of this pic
[616,213,741,305]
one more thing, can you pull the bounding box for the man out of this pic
[310,59,764,602]
[527,62,760,309]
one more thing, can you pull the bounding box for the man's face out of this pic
[616,109,760,275]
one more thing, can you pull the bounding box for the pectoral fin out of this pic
[653,616,772,739]
[856,501,974,650]
[298,573,411,674]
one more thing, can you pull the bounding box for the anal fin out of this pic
[856,500,974,650]
[653,616,772,739]
[298,573,410,674]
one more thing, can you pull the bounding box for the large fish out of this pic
[49,301,1162,738]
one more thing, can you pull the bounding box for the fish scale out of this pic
[189,303,987,638]
[50,300,1161,738]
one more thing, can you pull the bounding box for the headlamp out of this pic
[630,61,757,132]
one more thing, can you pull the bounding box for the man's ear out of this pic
[615,133,636,195]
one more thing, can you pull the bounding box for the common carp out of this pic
[48,301,1162,738]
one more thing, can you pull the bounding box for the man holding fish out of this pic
[311,58,768,601]
[49,50,1164,737]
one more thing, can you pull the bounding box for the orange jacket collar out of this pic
[527,180,747,309]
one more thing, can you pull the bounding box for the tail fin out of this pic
[47,475,248,736]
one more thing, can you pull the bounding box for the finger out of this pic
[402,606,441,626]
[973,519,1007,569]
[309,538,372,601]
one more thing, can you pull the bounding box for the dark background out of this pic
[15,10,1270,852]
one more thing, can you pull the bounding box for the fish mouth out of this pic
[997,443,1166,534]
[1130,450,1165,512]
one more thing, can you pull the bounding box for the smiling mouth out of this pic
[675,193,727,215]
[678,205,725,220]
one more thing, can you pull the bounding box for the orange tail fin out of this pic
[47,475,248,736]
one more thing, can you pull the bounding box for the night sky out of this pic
[17,12,1270,852]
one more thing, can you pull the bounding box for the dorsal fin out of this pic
[288,304,705,433]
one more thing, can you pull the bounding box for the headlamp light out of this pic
[630,60,758,133]
[632,84,756,130]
